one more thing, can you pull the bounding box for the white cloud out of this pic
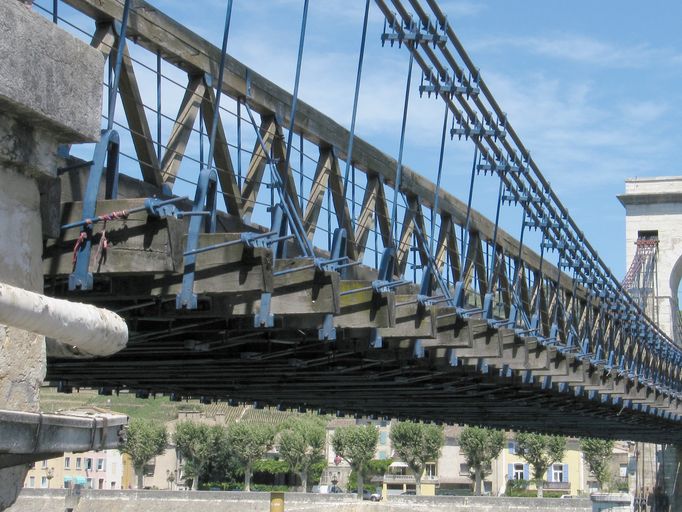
[472,33,682,68]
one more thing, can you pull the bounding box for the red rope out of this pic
[84,210,129,225]
[72,209,128,269]
[72,231,88,267]
[95,221,110,264]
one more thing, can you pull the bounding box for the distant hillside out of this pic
[39,386,322,426]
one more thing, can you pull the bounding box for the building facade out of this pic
[24,449,125,490]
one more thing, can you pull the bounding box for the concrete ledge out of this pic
[8,489,593,512]
[0,408,127,468]
[0,0,103,143]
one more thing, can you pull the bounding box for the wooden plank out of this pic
[160,75,204,189]
[354,174,379,262]
[327,153,358,260]
[337,280,395,328]
[303,148,332,240]
[90,23,115,56]
[396,198,416,276]
[115,36,164,187]
[380,294,436,339]
[270,259,339,315]
[43,199,181,276]
[271,122,304,220]
[241,116,276,218]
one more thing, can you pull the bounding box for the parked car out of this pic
[401,490,416,496]
[362,489,382,501]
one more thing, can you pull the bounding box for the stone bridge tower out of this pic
[619,176,682,510]
[619,176,682,344]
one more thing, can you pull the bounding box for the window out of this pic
[513,463,525,480]
[86,478,93,489]
[76,458,82,470]
[41,460,48,469]
[377,451,387,460]
[85,458,93,470]
[63,479,71,489]
[460,463,470,475]
[508,441,516,454]
[41,477,48,488]
[379,432,388,445]
[28,476,35,488]
[64,457,71,469]
[98,478,104,489]
[97,458,105,471]
[552,464,565,483]
[110,481,116,489]
[619,464,628,478]
[425,463,437,478]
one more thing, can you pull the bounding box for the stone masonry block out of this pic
[0,0,103,143]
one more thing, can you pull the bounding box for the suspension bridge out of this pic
[21,0,682,445]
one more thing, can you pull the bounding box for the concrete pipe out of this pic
[0,281,127,357]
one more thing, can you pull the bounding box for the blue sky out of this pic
[164,0,682,278]
[43,0,682,279]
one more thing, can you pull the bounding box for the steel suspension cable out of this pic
[205,0,234,176]
[106,0,131,132]
[389,52,414,248]
[342,0,371,201]
[429,102,449,257]
[460,145,479,270]
[283,0,310,178]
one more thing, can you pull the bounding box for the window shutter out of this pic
[508,464,513,480]
[563,464,569,482]
[523,464,529,481]
[547,468,553,482]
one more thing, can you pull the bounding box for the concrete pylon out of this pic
[619,177,682,511]
[619,177,682,344]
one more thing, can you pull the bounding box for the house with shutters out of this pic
[499,436,585,495]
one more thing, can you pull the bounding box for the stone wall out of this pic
[0,0,102,508]
[9,489,593,512]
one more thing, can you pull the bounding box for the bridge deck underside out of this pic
[43,190,682,444]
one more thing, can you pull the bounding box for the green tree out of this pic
[277,417,326,492]
[225,423,276,491]
[120,418,167,489]
[459,426,505,495]
[516,433,566,497]
[390,421,444,495]
[347,459,393,493]
[174,421,226,490]
[331,424,379,498]
[581,438,614,491]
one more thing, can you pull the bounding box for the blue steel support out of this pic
[106,0,131,132]
[389,53,414,248]
[176,167,218,309]
[68,130,121,291]
[176,0,232,309]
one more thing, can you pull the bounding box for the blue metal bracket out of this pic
[381,18,446,49]
[251,204,288,329]
[69,129,120,291]
[372,247,406,293]
[369,328,383,349]
[176,167,218,310]
[317,227,350,341]
[254,292,274,328]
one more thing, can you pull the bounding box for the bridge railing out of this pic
[35,0,681,397]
